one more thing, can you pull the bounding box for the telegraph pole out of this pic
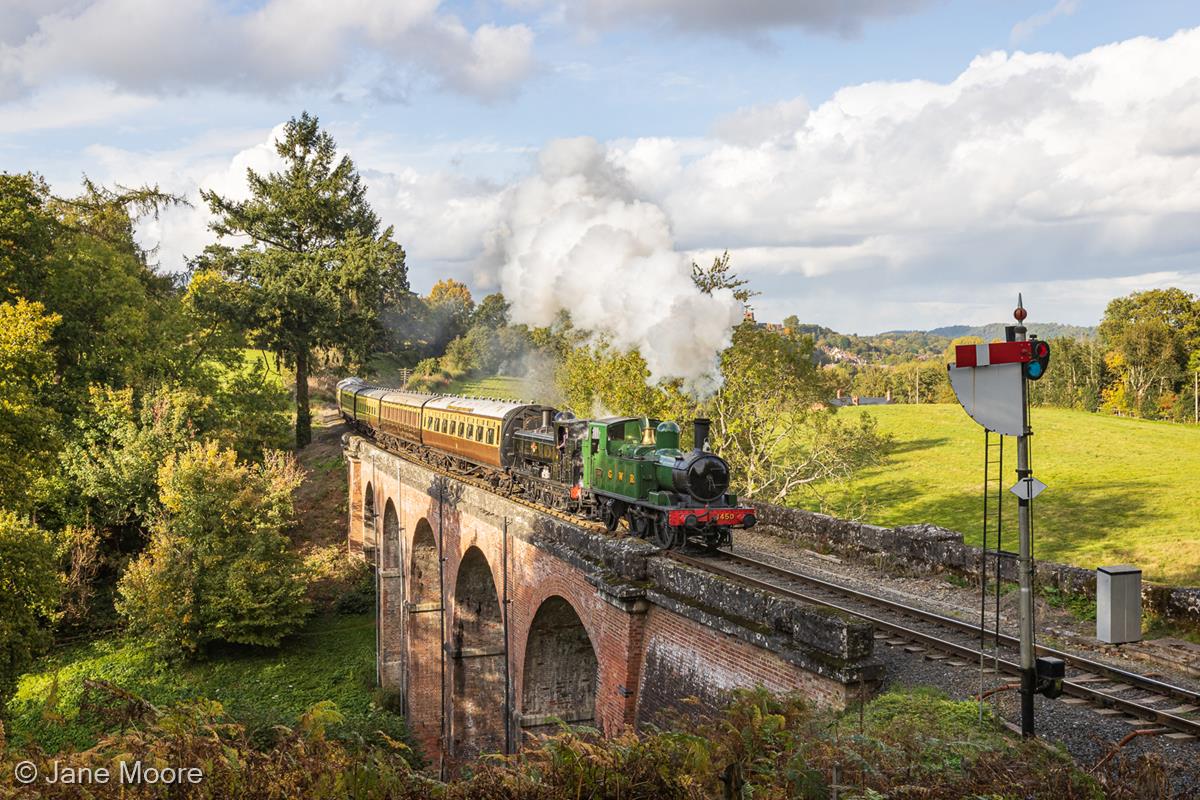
[1012,298,1036,737]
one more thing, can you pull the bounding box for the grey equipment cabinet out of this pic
[1096,565,1141,644]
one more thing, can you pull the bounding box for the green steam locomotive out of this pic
[337,378,756,549]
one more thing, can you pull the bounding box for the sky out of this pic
[3,0,1200,338]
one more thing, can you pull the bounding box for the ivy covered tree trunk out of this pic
[294,344,312,449]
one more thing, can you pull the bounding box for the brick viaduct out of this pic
[344,435,883,772]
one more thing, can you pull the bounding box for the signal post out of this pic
[948,295,1059,737]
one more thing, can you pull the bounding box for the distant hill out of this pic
[785,320,1096,366]
[926,322,1096,340]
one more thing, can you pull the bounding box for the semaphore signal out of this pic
[947,294,1064,739]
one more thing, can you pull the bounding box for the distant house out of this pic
[830,388,893,407]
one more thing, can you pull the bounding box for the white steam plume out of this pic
[487,137,744,394]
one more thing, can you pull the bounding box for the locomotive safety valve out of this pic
[1035,656,1066,699]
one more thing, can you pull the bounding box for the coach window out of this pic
[458,421,465,437]
[476,425,483,442]
[486,428,495,445]
[467,424,474,439]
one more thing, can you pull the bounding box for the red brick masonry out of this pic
[344,436,882,769]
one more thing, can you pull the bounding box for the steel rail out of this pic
[666,550,1200,738]
[719,549,1200,706]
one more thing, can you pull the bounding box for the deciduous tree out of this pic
[425,278,475,353]
[0,512,62,705]
[691,250,758,306]
[710,322,889,503]
[0,174,184,410]
[0,298,60,514]
[117,441,309,655]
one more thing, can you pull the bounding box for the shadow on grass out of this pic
[886,436,952,456]
[854,476,1166,564]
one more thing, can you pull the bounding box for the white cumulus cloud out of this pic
[0,0,536,103]
[604,28,1200,329]
[572,0,931,38]
[82,26,1200,340]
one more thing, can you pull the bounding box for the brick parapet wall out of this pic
[754,502,1200,624]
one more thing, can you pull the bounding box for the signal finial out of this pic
[1013,293,1027,323]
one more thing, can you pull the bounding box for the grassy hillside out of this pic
[5,614,384,753]
[445,374,529,400]
[806,404,1200,585]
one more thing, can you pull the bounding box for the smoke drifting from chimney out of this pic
[483,137,744,395]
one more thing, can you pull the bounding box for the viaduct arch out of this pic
[345,435,883,773]
[520,595,599,738]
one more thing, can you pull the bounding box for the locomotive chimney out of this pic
[541,409,552,429]
[693,418,711,451]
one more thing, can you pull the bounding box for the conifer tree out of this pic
[201,113,408,447]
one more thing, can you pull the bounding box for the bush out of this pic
[2,690,432,800]
[211,357,292,460]
[303,544,373,614]
[0,512,62,705]
[116,442,310,655]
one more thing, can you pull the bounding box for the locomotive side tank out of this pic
[583,416,755,548]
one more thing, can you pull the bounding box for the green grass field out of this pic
[6,614,380,753]
[445,374,529,400]
[806,404,1200,585]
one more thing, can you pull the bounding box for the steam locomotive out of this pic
[336,377,756,549]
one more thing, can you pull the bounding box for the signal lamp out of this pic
[1025,338,1050,381]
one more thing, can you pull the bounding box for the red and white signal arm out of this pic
[947,342,1032,437]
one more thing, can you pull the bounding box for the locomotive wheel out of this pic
[650,516,676,549]
[602,500,622,532]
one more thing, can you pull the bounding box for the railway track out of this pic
[667,548,1200,740]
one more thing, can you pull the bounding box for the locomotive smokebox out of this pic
[671,453,729,503]
[693,418,711,451]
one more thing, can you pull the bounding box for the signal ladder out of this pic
[979,430,1016,717]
